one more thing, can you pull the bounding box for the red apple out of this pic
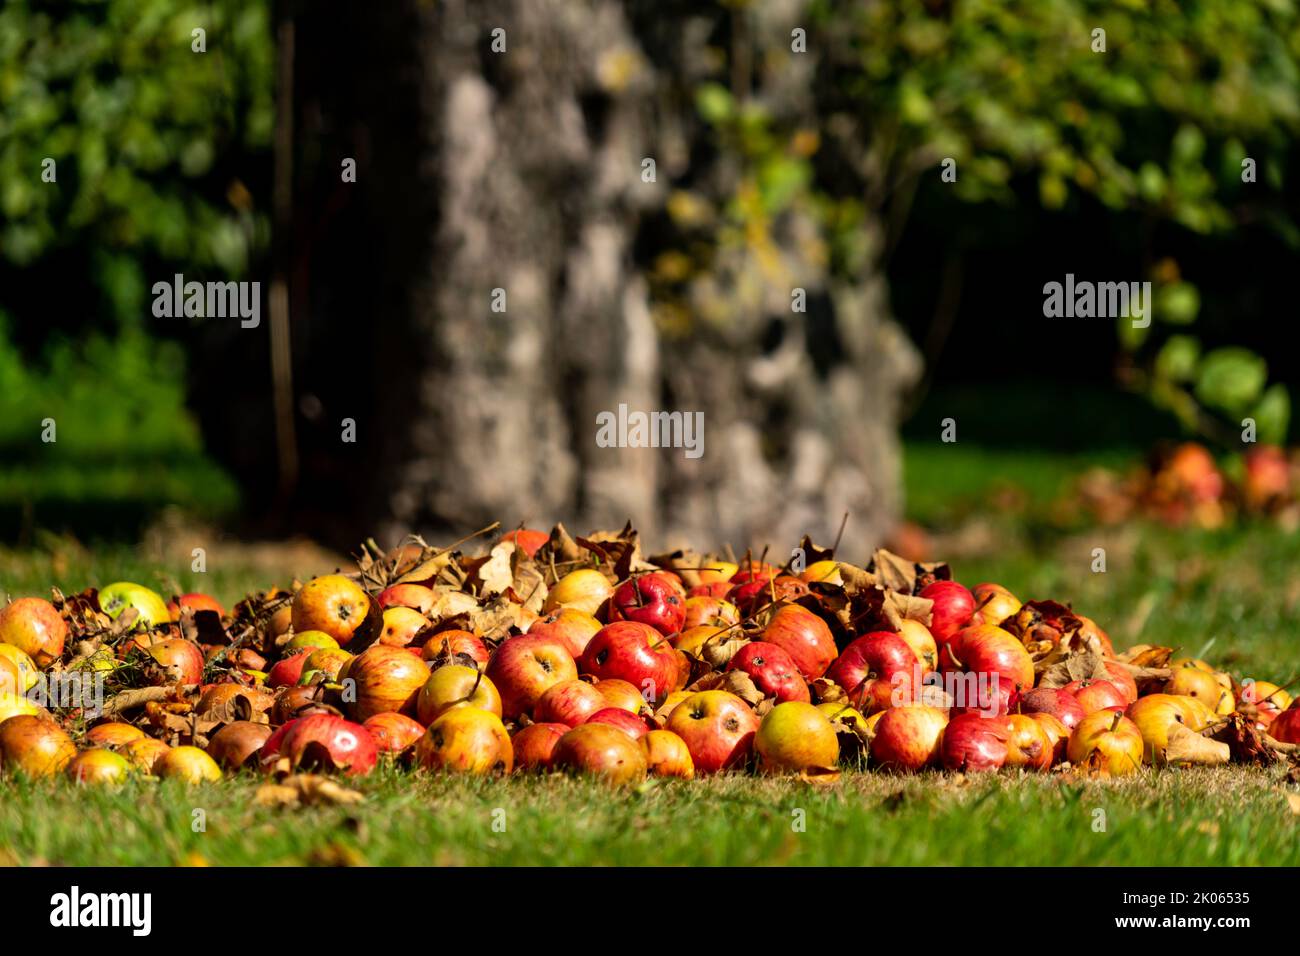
[727,642,810,703]
[918,580,975,644]
[1064,678,1129,715]
[584,706,650,740]
[948,674,1017,717]
[264,714,378,776]
[869,705,948,771]
[376,583,435,614]
[578,621,684,704]
[1267,708,1300,744]
[608,575,686,636]
[1243,445,1291,508]
[553,723,648,785]
[486,634,579,720]
[167,592,225,621]
[266,651,312,689]
[665,690,760,773]
[0,597,67,668]
[420,629,489,669]
[1017,686,1086,730]
[527,609,603,657]
[760,605,836,681]
[145,639,205,686]
[535,679,608,727]
[363,713,426,754]
[512,722,570,770]
[1104,661,1139,703]
[688,581,733,600]
[940,713,1010,771]
[825,631,916,712]
[346,644,431,721]
[942,624,1035,693]
[724,575,773,614]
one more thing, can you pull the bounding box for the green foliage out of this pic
[805,0,1299,444]
[0,0,274,280]
[0,0,268,524]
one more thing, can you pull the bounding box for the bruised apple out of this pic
[417,664,502,724]
[553,723,647,785]
[754,701,839,773]
[665,690,759,773]
[512,722,570,770]
[420,629,489,669]
[380,606,429,647]
[1067,711,1143,776]
[415,707,513,774]
[641,729,694,778]
[363,713,426,754]
[1003,714,1051,771]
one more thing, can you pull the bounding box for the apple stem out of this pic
[1109,711,1123,733]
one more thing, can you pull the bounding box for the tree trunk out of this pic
[285,0,920,562]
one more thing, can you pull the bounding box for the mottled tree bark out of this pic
[285,0,919,562]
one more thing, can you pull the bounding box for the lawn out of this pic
[1,425,1298,866]
[0,765,1296,866]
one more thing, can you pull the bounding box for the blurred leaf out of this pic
[1156,282,1200,325]
[1154,335,1200,383]
[1251,385,1291,445]
[695,83,733,126]
[1195,348,1268,416]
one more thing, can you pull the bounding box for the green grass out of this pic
[1,767,1296,866]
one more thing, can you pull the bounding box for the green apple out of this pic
[98,582,170,630]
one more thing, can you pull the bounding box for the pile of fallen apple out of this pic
[0,524,1297,786]
[1071,441,1300,530]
